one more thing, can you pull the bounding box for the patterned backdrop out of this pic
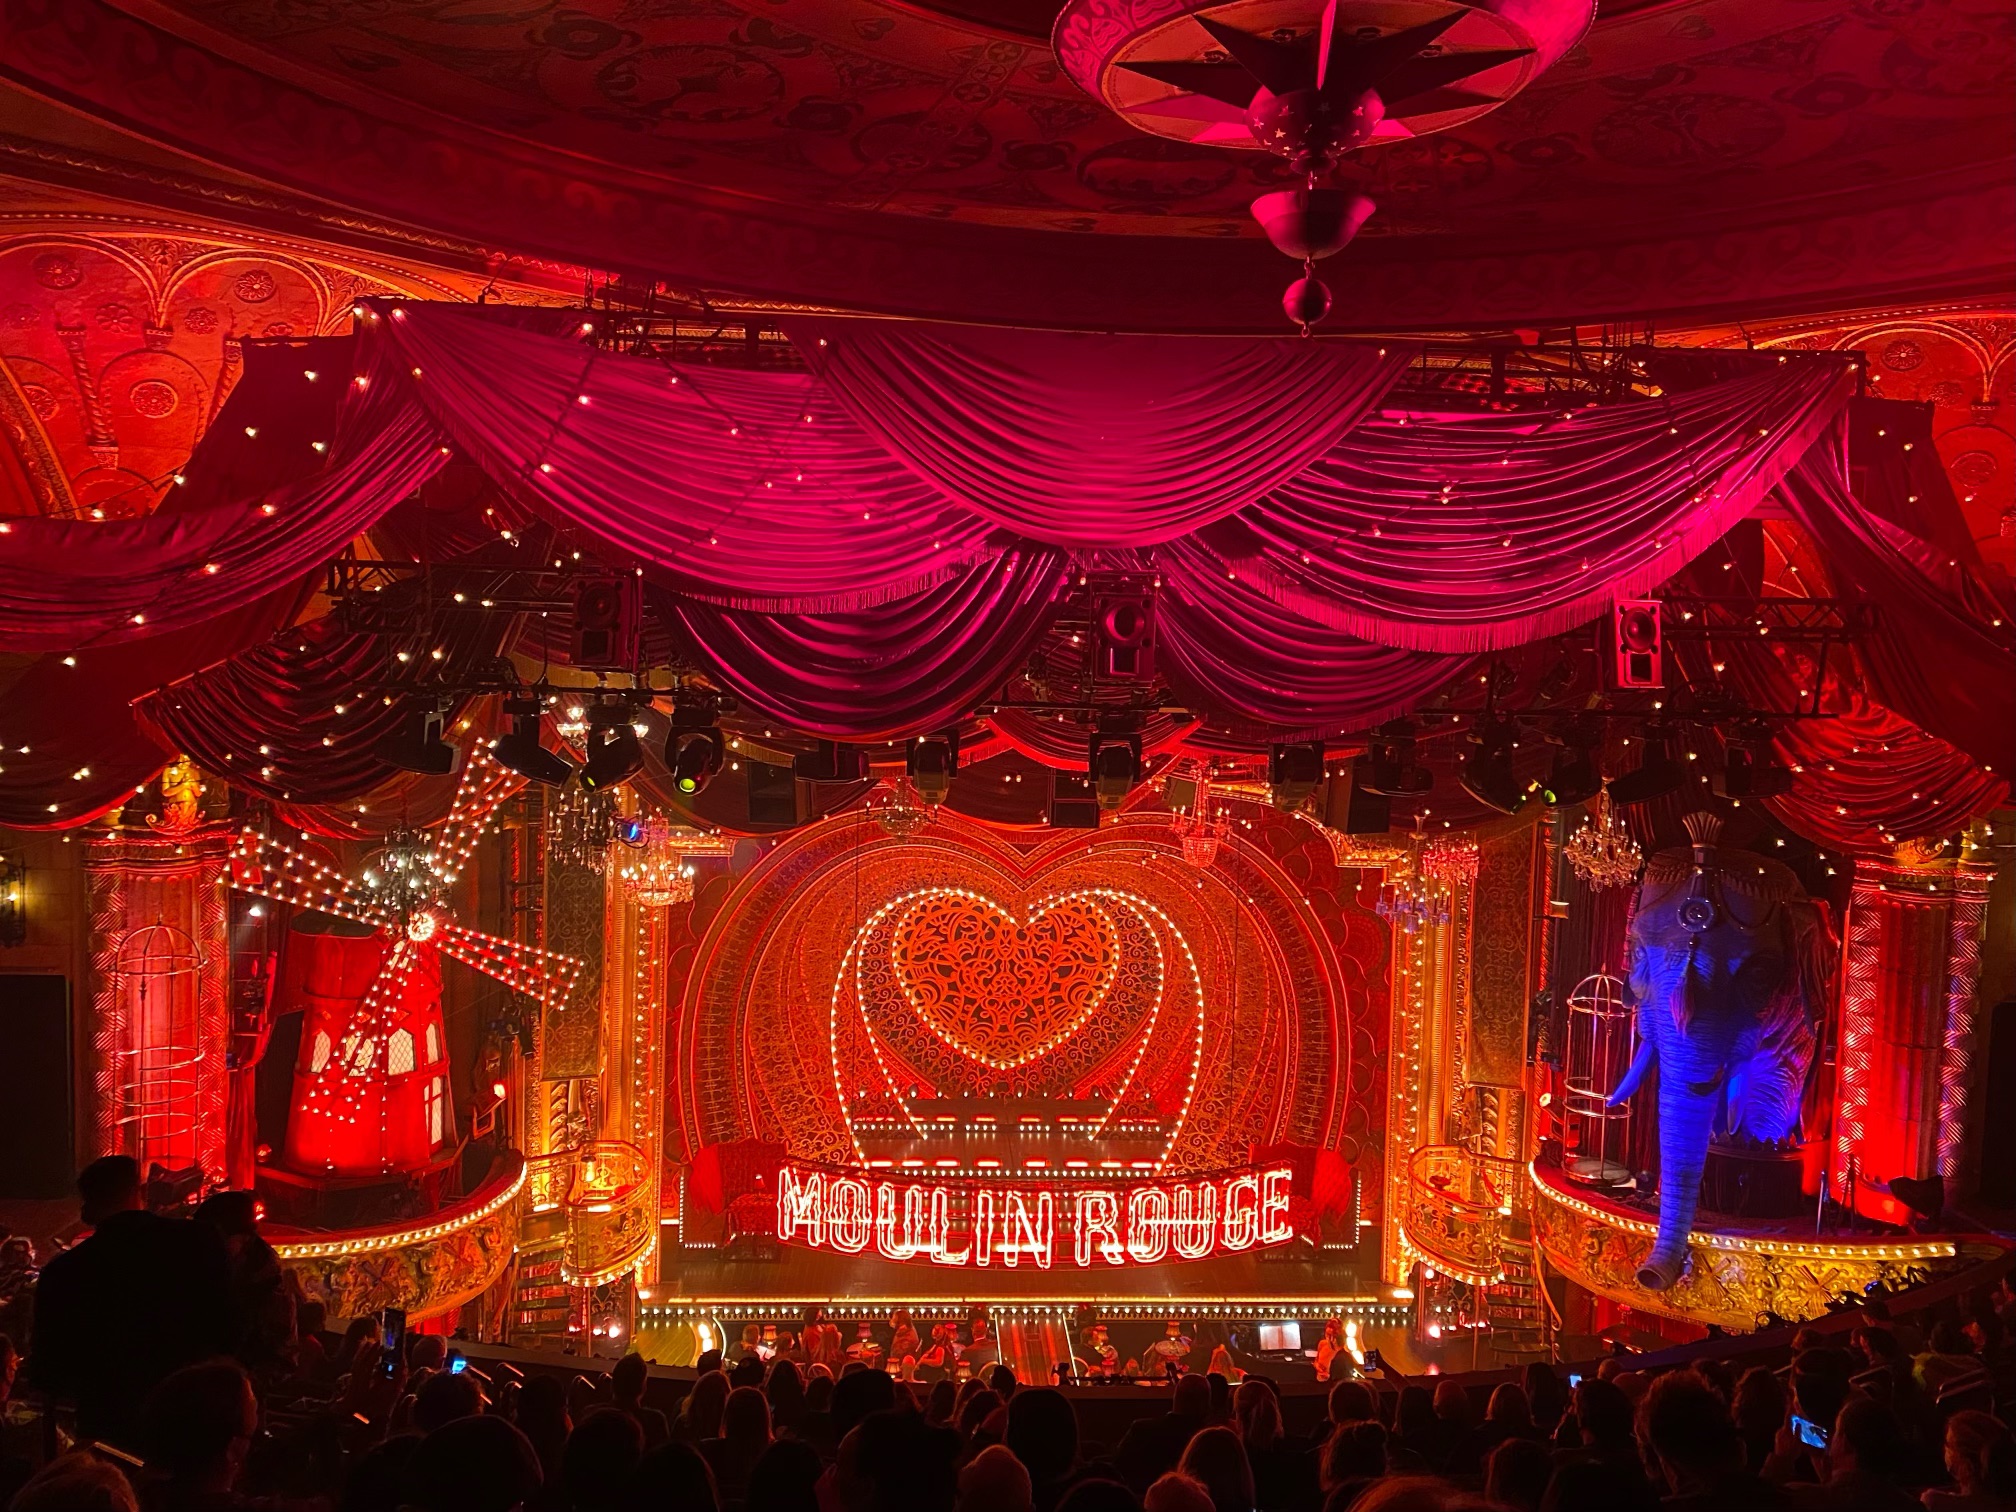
[665,803,1392,1218]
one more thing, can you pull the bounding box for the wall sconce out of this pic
[0,853,25,947]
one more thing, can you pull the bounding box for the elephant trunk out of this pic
[1641,1068,1722,1291]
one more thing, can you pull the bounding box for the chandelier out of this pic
[548,787,627,873]
[617,815,713,906]
[1565,787,1644,890]
[1167,764,1229,868]
[360,829,443,919]
[1421,836,1481,888]
[619,847,695,907]
[867,777,934,839]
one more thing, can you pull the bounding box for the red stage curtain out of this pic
[1766,683,2008,853]
[659,548,1068,739]
[133,580,520,805]
[786,316,1411,545]
[1777,411,2014,775]
[1158,567,1472,731]
[374,305,1002,612]
[0,342,446,652]
[1169,359,1854,652]
[0,588,306,829]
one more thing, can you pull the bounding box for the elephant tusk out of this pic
[1608,1035,1657,1105]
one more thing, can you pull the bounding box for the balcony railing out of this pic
[1402,1143,1520,1285]
[526,1140,657,1286]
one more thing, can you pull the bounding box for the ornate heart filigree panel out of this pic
[890,891,1118,1070]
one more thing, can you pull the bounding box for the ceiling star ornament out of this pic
[1053,0,1592,328]
[1565,786,1645,891]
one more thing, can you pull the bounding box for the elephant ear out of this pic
[1785,897,1841,1028]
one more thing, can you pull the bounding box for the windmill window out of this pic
[387,1029,415,1076]
[309,1031,331,1074]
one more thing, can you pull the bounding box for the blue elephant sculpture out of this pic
[1608,813,1836,1290]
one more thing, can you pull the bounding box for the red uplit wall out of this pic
[1833,857,1994,1221]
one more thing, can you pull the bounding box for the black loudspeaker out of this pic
[1325,764,1390,835]
[0,973,73,1197]
[792,741,870,784]
[1049,771,1102,829]
[1610,599,1663,689]
[746,760,805,826]
[571,576,641,670]
[1093,590,1156,680]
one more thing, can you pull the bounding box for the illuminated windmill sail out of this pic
[227,748,583,1176]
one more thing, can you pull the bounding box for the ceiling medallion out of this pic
[1564,786,1645,891]
[1053,0,1593,329]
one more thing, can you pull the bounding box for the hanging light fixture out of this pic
[549,786,621,872]
[1165,761,1229,868]
[867,776,934,839]
[1564,785,1644,890]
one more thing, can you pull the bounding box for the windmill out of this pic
[227,748,583,1176]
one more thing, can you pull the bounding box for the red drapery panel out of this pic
[660,548,1069,739]
[1776,412,2014,775]
[0,588,305,828]
[786,316,1412,546]
[1169,358,1855,652]
[133,584,520,806]
[0,342,446,652]
[1158,568,1471,732]
[373,305,1003,612]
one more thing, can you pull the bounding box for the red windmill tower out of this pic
[227,750,582,1177]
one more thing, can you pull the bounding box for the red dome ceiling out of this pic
[2,0,2008,326]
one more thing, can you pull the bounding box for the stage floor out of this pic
[643,1243,1389,1316]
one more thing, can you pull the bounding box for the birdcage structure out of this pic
[109,921,209,1174]
[1562,970,1635,1186]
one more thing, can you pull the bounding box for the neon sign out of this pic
[775,1163,1298,1268]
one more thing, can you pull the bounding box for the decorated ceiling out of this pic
[0,185,555,518]
[1,0,2007,326]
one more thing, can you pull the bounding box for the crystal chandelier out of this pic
[548,786,623,872]
[1376,867,1451,934]
[1168,765,1229,868]
[868,777,934,839]
[360,829,442,918]
[1421,836,1480,888]
[1565,786,1644,890]
[616,815,731,905]
[619,846,695,907]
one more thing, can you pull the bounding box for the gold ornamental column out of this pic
[82,764,233,1185]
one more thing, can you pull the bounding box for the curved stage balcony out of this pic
[525,1140,658,1287]
[1401,1144,1521,1287]
[270,1151,526,1322]
[1527,1154,2010,1333]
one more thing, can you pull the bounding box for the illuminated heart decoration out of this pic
[890,892,1119,1070]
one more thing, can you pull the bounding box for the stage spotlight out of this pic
[374,702,459,776]
[666,705,726,797]
[1088,731,1143,810]
[1540,722,1603,808]
[1458,719,1522,814]
[579,700,643,791]
[1610,726,1684,805]
[1715,723,1793,799]
[1268,742,1325,811]
[906,731,960,805]
[1362,722,1433,797]
[489,694,575,787]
